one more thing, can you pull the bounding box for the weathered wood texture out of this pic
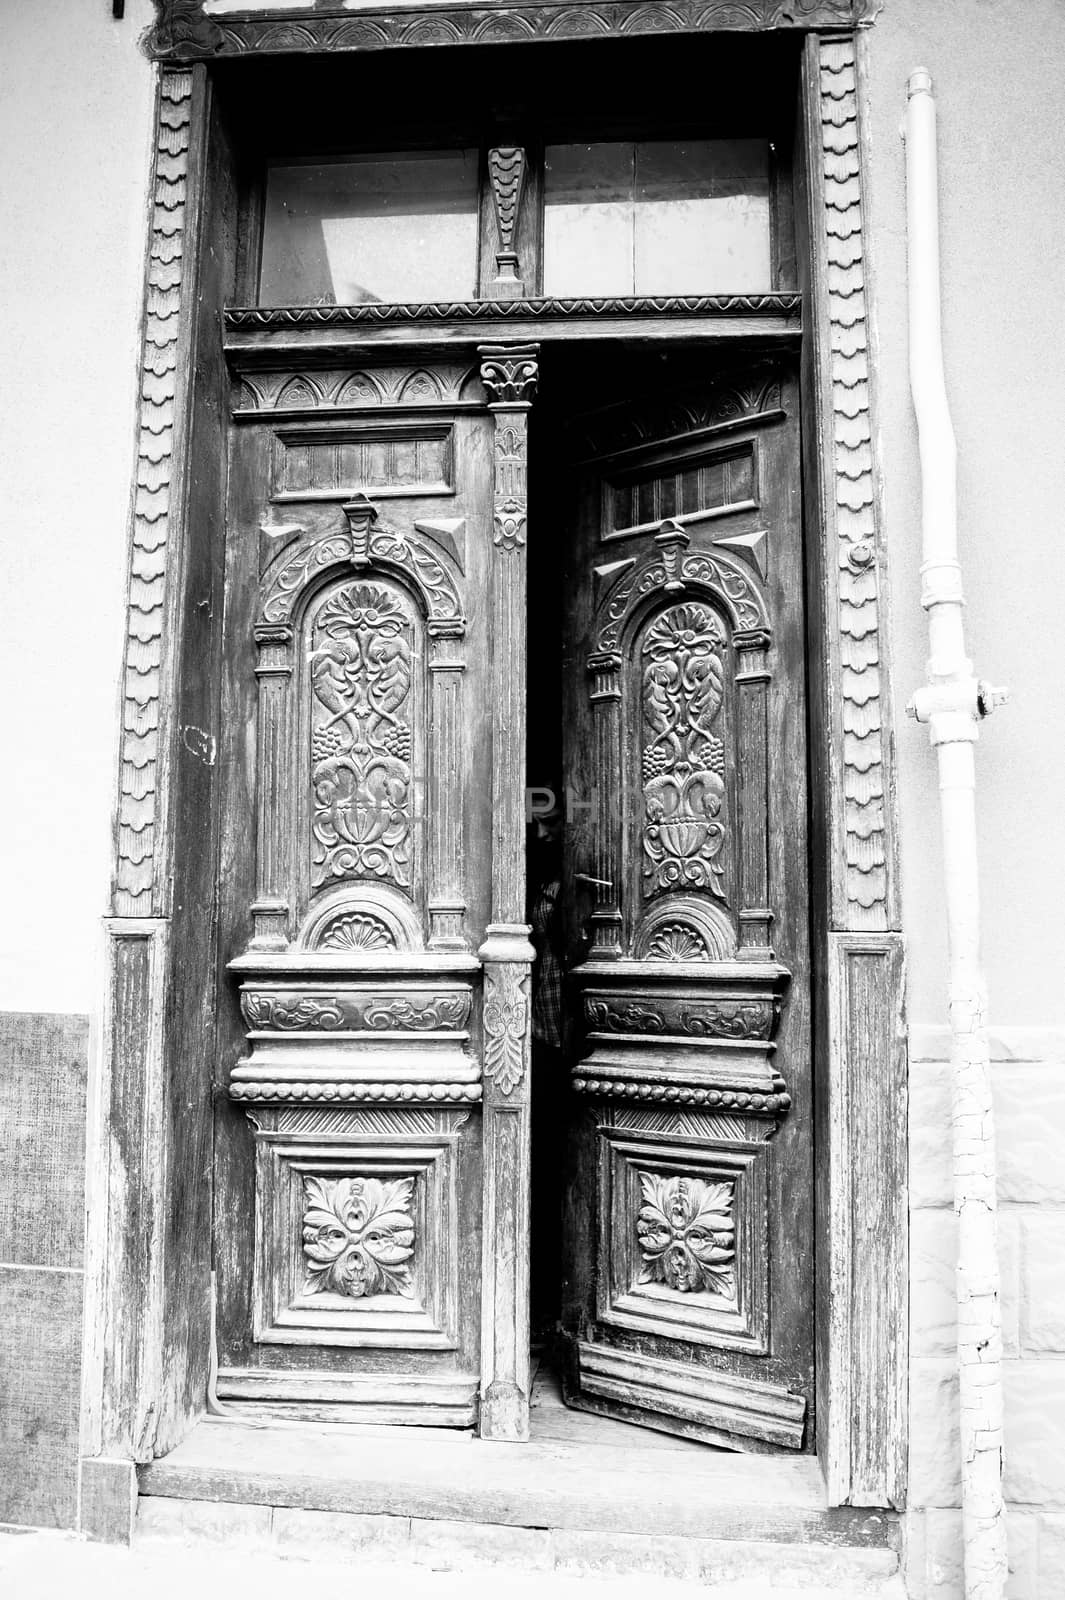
[144,0,883,61]
[559,357,814,1451]
[86,62,239,1474]
[477,345,539,1441]
[214,351,495,1426]
[0,1011,88,1530]
[798,32,906,1508]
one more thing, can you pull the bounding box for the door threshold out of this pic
[139,1411,896,1552]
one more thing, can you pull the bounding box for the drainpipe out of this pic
[904,69,1009,1600]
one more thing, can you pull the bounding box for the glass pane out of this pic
[543,140,770,298]
[259,151,480,307]
[542,144,636,298]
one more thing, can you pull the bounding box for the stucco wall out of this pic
[861,4,1065,1595]
[0,0,155,1014]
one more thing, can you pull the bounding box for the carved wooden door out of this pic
[212,347,539,1435]
[558,360,814,1451]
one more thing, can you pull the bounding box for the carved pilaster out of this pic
[734,629,773,957]
[585,652,623,959]
[428,625,467,950]
[251,622,293,948]
[477,343,538,1441]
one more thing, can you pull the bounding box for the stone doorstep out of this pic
[133,1497,904,1595]
[134,1418,902,1592]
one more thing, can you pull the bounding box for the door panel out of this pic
[559,360,813,1450]
[213,357,495,1423]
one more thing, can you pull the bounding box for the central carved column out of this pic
[477,343,539,1441]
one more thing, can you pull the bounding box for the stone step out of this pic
[135,1495,906,1596]
[4,1526,909,1600]
[136,1416,903,1595]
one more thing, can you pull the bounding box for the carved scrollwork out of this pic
[242,994,344,1031]
[240,991,472,1033]
[641,603,729,902]
[584,997,776,1040]
[479,345,540,407]
[635,1172,737,1301]
[302,1175,415,1299]
[309,582,416,892]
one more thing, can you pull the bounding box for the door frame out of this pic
[80,11,906,1529]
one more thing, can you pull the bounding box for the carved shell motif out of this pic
[301,1174,415,1299]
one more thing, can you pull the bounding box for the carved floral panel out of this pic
[301,1174,416,1299]
[640,602,730,904]
[635,1171,737,1302]
[309,580,418,892]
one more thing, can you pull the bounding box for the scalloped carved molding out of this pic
[224,295,800,331]
[146,2,883,61]
[114,69,192,917]
[818,36,892,930]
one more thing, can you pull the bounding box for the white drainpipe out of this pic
[904,69,1009,1599]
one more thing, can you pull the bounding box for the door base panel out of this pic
[568,1341,806,1452]
[214,1368,478,1429]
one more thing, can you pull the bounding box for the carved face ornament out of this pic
[636,1172,736,1298]
[302,1174,415,1299]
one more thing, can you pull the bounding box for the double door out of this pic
[213,342,812,1451]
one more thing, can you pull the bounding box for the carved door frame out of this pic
[81,13,906,1531]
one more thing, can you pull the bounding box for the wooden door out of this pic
[211,354,502,1426]
[558,359,813,1451]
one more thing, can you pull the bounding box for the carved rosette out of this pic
[635,1172,737,1302]
[302,1174,416,1299]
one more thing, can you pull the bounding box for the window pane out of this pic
[259,151,480,307]
[542,144,636,298]
[543,140,770,298]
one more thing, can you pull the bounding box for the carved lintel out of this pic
[146,5,882,65]
[478,343,540,408]
[488,147,527,294]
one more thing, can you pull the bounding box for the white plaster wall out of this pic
[862,0,1065,1029]
[0,0,156,1012]
[862,5,1065,1596]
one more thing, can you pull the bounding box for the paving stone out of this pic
[1038,1512,1065,1595]
[910,1210,958,1357]
[909,1064,954,1210]
[908,1361,961,1508]
[135,1495,273,1549]
[923,1506,963,1598]
[1006,1508,1038,1600]
[272,1505,410,1562]
[408,1517,552,1572]
[1020,1212,1065,1353]
[993,1067,1065,1205]
[1003,1364,1065,1505]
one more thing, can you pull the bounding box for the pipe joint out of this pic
[906,677,1009,745]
